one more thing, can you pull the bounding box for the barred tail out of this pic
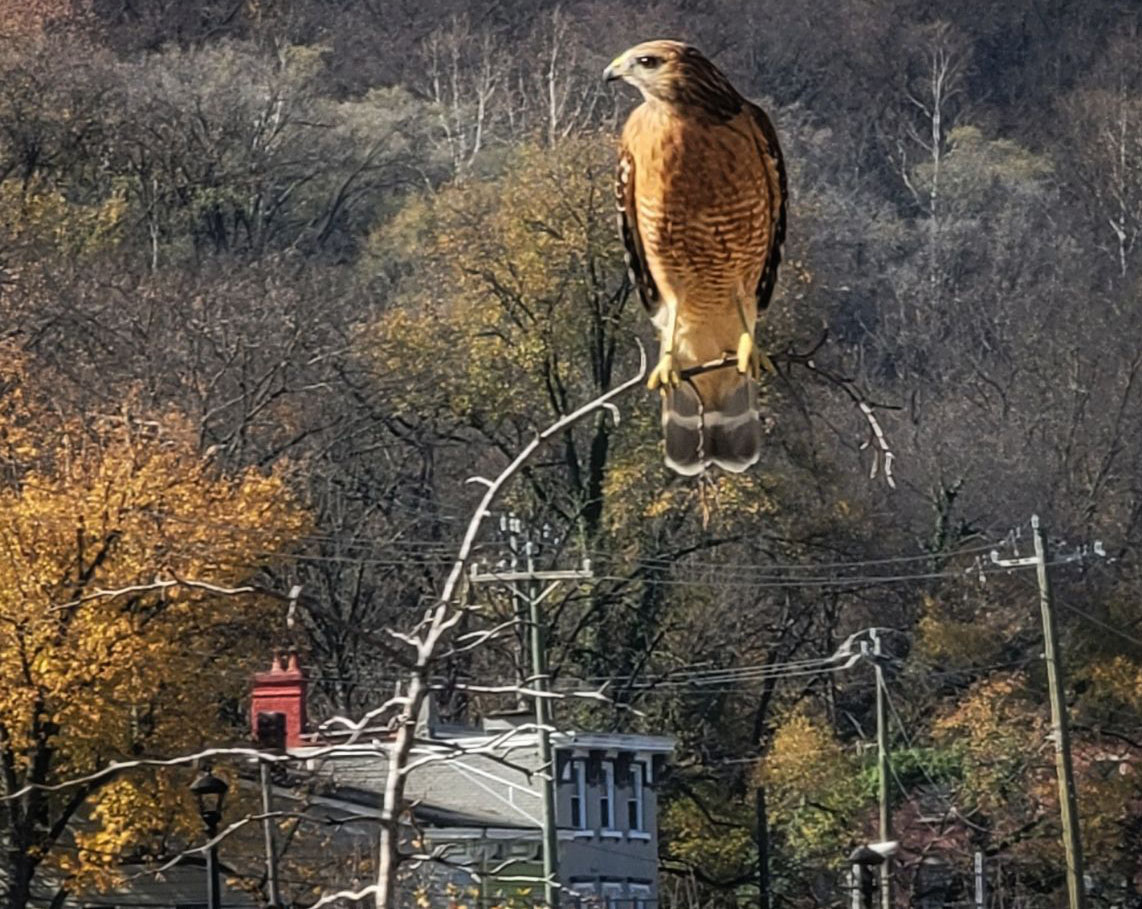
[661,372,761,475]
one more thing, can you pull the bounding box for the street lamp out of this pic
[848,845,885,909]
[190,769,229,909]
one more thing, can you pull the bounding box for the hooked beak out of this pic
[603,59,623,82]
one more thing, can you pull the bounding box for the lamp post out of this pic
[190,769,229,909]
[848,843,897,909]
[848,846,884,909]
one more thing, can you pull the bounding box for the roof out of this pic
[287,721,674,835]
[294,728,675,758]
[304,782,533,831]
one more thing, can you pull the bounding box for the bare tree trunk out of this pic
[374,672,423,909]
[421,19,503,176]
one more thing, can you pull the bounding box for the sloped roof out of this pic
[301,780,536,832]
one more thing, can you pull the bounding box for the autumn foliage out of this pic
[0,345,305,899]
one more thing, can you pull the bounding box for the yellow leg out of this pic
[733,300,775,379]
[736,332,756,378]
[648,307,681,390]
[647,350,680,390]
[735,331,775,378]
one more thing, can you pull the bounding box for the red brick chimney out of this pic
[251,651,308,750]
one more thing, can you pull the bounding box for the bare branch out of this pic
[0,748,289,802]
[124,811,310,880]
[318,696,408,737]
[443,682,611,704]
[50,577,276,612]
[307,883,380,909]
[776,333,899,488]
[436,341,646,608]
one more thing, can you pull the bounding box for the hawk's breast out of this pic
[630,108,773,309]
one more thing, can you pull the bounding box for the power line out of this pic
[587,562,1039,590]
[151,512,1017,573]
[591,538,1006,574]
[562,654,855,686]
[1054,599,1142,650]
[136,540,1050,590]
[593,664,854,691]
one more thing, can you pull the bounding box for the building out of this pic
[252,654,675,907]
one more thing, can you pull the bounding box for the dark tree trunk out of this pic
[5,845,34,909]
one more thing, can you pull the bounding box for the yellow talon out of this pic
[735,332,753,375]
[736,332,758,379]
[648,351,680,390]
[736,332,774,379]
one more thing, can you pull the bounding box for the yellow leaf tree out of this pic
[364,134,644,540]
[758,705,868,863]
[0,345,307,908]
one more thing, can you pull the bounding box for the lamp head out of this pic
[189,769,228,831]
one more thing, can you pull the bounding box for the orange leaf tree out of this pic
[0,346,307,908]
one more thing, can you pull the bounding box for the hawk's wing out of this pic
[745,100,787,311]
[615,147,660,316]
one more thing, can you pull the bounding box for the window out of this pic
[567,758,588,830]
[600,760,616,832]
[631,883,652,909]
[601,881,624,909]
[627,761,646,833]
[570,882,597,909]
[508,841,537,858]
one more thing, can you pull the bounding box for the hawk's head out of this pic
[604,40,742,118]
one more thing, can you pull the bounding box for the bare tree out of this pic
[529,7,608,146]
[364,349,645,908]
[897,21,971,222]
[890,20,972,326]
[420,17,505,175]
[1063,36,1142,282]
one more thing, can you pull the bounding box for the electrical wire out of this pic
[299,652,872,702]
[585,562,1032,590]
[604,665,852,691]
[1054,599,1142,650]
[142,544,1042,589]
[587,538,1006,574]
[304,655,1038,700]
[141,512,1018,574]
[563,654,855,686]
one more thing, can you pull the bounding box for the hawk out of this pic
[605,40,787,475]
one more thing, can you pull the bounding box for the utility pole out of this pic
[871,631,892,909]
[470,516,593,909]
[756,787,770,909]
[505,515,529,707]
[974,850,986,909]
[991,516,1086,909]
[259,762,282,907]
[525,534,561,909]
[1032,515,1086,909]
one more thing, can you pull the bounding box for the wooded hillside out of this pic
[2,1,1141,906]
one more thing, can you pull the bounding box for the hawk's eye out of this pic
[636,55,661,68]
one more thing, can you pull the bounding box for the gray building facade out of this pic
[297,712,674,907]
